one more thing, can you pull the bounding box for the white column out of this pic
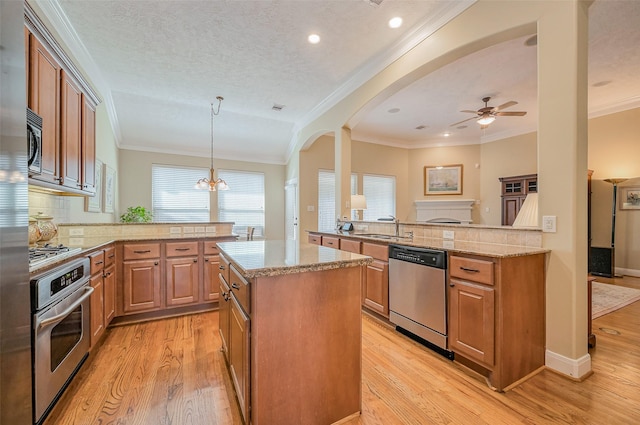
[335,127,352,223]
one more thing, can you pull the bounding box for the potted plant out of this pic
[120,206,153,223]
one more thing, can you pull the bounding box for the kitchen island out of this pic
[216,240,372,425]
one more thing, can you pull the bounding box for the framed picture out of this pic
[424,164,463,195]
[103,164,116,213]
[620,186,640,210]
[84,159,103,212]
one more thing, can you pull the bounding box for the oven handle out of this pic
[38,286,94,330]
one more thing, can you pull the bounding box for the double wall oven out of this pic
[31,257,93,424]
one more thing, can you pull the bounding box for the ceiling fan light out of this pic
[477,115,495,126]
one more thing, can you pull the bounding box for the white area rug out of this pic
[592,282,640,319]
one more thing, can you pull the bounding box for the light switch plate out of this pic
[69,228,84,236]
[542,215,557,233]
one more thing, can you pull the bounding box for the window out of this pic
[318,170,357,231]
[362,174,396,221]
[152,165,210,222]
[218,170,265,237]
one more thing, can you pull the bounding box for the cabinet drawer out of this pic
[123,243,160,260]
[166,241,198,257]
[103,245,115,267]
[340,239,361,254]
[321,236,339,249]
[88,250,105,275]
[362,242,389,261]
[203,240,220,255]
[219,253,231,283]
[450,256,494,285]
[230,265,250,314]
[308,234,321,245]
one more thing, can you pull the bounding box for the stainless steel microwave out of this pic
[27,107,43,175]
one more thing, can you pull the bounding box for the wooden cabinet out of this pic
[340,238,361,254]
[499,174,537,225]
[103,263,116,326]
[229,293,250,423]
[218,254,231,361]
[122,243,161,314]
[308,233,321,245]
[448,253,545,391]
[88,250,105,348]
[165,242,199,306]
[60,70,83,190]
[25,16,99,195]
[28,34,60,184]
[321,236,339,249]
[203,241,221,301]
[362,242,389,318]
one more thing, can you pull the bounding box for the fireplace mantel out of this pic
[414,199,475,224]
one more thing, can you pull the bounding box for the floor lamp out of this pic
[604,178,628,277]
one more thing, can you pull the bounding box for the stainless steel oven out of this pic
[31,257,93,424]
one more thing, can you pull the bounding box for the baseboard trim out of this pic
[545,350,591,379]
[616,267,640,278]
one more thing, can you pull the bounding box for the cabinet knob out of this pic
[205,258,209,262]
[193,259,197,263]
[449,282,455,287]
[154,261,158,266]
[219,265,226,270]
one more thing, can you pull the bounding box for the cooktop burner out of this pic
[29,244,82,270]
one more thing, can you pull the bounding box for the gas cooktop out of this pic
[29,244,82,271]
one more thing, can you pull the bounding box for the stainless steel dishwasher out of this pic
[389,244,453,358]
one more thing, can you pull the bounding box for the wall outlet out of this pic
[194,226,205,233]
[170,227,181,234]
[542,215,557,233]
[69,228,84,236]
[206,226,217,233]
[443,230,454,240]
[183,226,194,233]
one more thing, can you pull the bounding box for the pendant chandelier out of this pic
[195,96,229,191]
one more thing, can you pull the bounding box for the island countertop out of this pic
[217,240,372,278]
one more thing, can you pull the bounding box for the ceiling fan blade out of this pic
[450,116,478,127]
[495,111,527,116]
[460,110,479,114]
[494,101,518,111]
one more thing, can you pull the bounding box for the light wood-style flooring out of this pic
[45,276,640,424]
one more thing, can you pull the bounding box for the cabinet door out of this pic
[122,259,161,313]
[203,255,220,301]
[229,294,250,424]
[82,97,97,193]
[502,196,523,226]
[29,35,60,183]
[60,70,83,190]
[219,276,231,362]
[363,259,389,317]
[449,278,495,366]
[165,257,199,306]
[90,273,104,348]
[103,264,116,325]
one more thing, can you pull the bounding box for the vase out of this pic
[29,217,41,246]
[33,212,57,243]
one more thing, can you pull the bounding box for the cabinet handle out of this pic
[449,282,455,287]
[460,266,480,273]
[94,260,103,265]
[154,261,158,266]
[134,250,151,254]
[231,283,240,290]
[193,259,197,263]
[108,254,115,259]
[103,271,112,277]
[219,265,226,270]
[176,247,191,251]
[205,258,209,262]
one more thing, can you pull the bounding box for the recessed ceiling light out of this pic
[308,34,320,44]
[388,17,403,29]
[443,132,451,137]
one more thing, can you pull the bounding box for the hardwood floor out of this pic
[45,278,640,424]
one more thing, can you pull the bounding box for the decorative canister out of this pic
[28,217,41,246]
[33,212,57,243]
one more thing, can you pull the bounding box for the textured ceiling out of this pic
[37,0,640,164]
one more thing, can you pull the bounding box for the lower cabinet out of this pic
[219,273,231,361]
[229,293,250,423]
[122,259,161,313]
[362,242,389,318]
[90,271,104,347]
[103,263,116,325]
[165,257,199,306]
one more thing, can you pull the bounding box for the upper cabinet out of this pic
[499,174,537,226]
[25,4,101,195]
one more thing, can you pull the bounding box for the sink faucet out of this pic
[389,215,400,236]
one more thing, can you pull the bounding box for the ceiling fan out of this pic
[451,96,527,129]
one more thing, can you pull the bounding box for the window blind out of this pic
[218,170,265,236]
[152,164,210,222]
[363,174,396,221]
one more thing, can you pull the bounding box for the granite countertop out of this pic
[309,230,549,258]
[217,240,373,279]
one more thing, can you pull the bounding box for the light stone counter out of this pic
[217,240,372,279]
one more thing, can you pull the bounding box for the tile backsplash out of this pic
[28,191,71,222]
